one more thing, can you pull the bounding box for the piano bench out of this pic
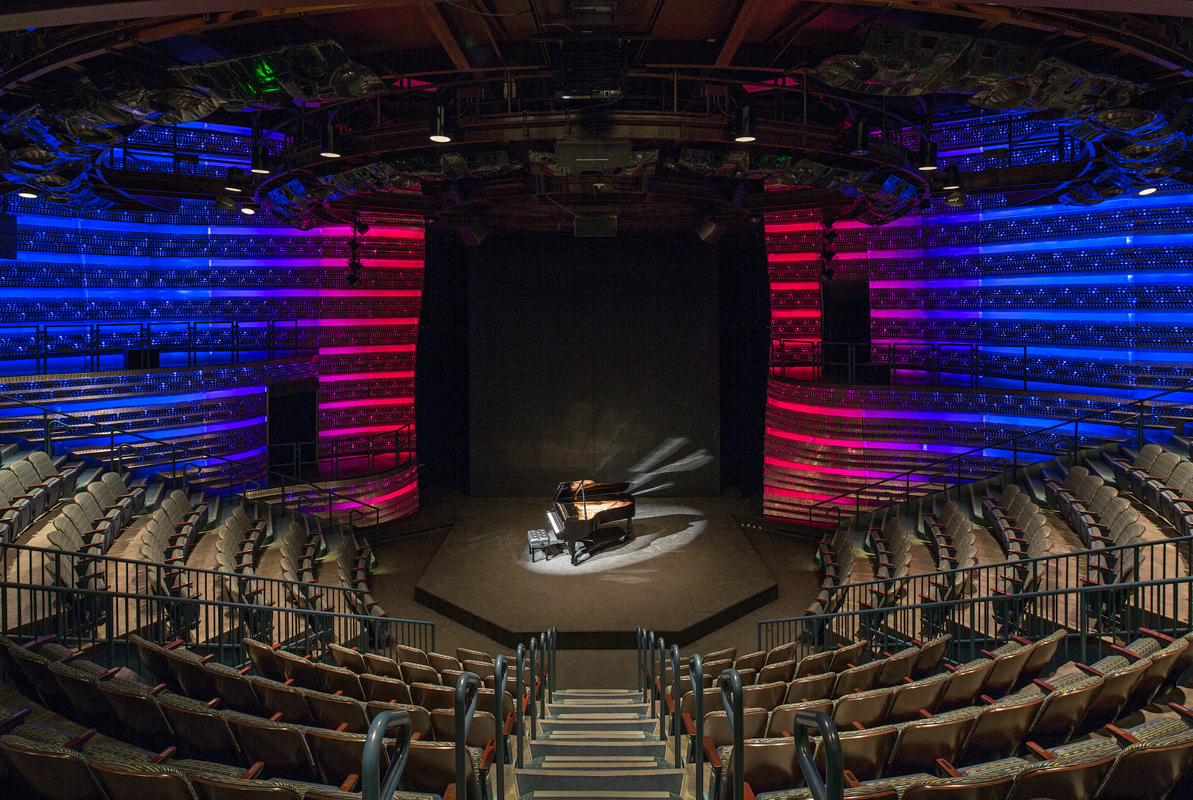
[527,528,564,562]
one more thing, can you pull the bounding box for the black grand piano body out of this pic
[546,480,636,565]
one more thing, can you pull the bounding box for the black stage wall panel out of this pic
[416,231,472,491]
[718,226,770,495]
[469,233,720,497]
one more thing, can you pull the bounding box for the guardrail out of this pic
[0,554,434,669]
[0,390,385,526]
[767,532,1193,651]
[773,378,1193,530]
[758,566,1193,668]
[267,425,415,482]
[0,318,311,375]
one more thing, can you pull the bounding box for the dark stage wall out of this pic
[468,234,720,497]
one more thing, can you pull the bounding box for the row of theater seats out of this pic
[807,533,854,619]
[676,627,1193,800]
[0,449,86,543]
[0,633,522,800]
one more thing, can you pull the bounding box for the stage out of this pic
[413,496,778,649]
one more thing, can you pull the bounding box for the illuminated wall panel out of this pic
[762,115,1193,525]
[0,189,423,519]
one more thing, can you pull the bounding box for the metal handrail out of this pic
[527,637,538,740]
[796,711,843,800]
[759,569,1193,666]
[0,389,384,526]
[0,317,311,374]
[670,643,681,769]
[515,643,526,768]
[657,635,668,743]
[720,668,745,800]
[788,377,1193,531]
[362,709,413,800]
[493,654,508,800]
[690,654,705,799]
[453,671,480,798]
[788,531,1193,607]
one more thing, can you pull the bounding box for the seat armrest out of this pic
[703,736,722,769]
[1025,742,1055,761]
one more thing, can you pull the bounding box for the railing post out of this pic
[657,636,667,742]
[515,643,526,767]
[670,643,681,768]
[637,627,644,693]
[691,654,705,800]
[540,629,548,714]
[528,637,538,740]
[721,669,744,800]
[493,654,508,800]
[646,630,656,706]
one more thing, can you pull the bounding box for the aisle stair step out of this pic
[514,768,684,795]
[528,740,668,759]
[539,717,658,733]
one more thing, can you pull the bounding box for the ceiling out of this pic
[2,1,1192,232]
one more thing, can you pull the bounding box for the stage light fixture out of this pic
[733,105,756,143]
[818,264,835,283]
[820,247,837,262]
[349,239,362,254]
[917,141,938,171]
[17,189,38,199]
[320,122,342,158]
[845,119,871,155]
[430,105,454,143]
[214,194,237,211]
[353,220,370,235]
[941,166,961,191]
[240,201,258,215]
[822,229,838,245]
[250,144,271,175]
[945,189,966,206]
[224,167,246,192]
[1138,186,1158,196]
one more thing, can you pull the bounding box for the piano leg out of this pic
[568,541,577,566]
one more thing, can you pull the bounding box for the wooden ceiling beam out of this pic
[715,0,765,68]
[419,1,473,71]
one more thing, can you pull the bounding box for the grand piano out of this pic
[546,480,636,565]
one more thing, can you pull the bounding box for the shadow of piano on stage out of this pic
[572,513,704,565]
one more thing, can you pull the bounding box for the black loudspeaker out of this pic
[820,278,888,384]
[124,349,160,369]
[0,214,15,259]
[459,224,490,247]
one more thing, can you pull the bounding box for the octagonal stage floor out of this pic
[413,497,778,649]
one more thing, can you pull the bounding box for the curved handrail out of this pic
[645,630,656,705]
[795,711,843,800]
[515,643,526,768]
[670,643,681,768]
[528,636,538,740]
[793,377,1193,531]
[362,709,413,800]
[493,654,508,800]
[720,668,745,800]
[453,671,481,797]
[690,654,705,798]
[539,629,548,716]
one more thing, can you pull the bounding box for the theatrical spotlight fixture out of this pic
[818,264,835,283]
[941,166,961,191]
[320,122,342,158]
[250,144,271,175]
[820,247,837,262]
[844,119,871,155]
[430,104,454,143]
[224,166,246,192]
[917,141,938,172]
[1139,186,1158,196]
[733,105,756,143]
[214,194,237,211]
[353,220,370,235]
